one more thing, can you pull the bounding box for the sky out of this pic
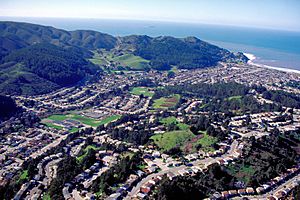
[0,0,300,31]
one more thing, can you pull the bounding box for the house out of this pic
[237,189,247,195]
[262,184,271,190]
[136,192,147,199]
[167,172,176,180]
[211,192,222,199]
[148,180,156,185]
[217,159,225,165]
[228,190,238,196]
[178,169,188,176]
[140,186,151,194]
[256,187,265,194]
[274,191,285,200]
[221,191,230,198]
[267,196,276,200]
[246,187,255,194]
[145,166,157,174]
[106,193,122,200]
[136,170,145,177]
[144,159,155,167]
[152,151,161,158]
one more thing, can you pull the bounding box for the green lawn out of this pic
[77,145,99,163]
[44,113,121,128]
[18,170,28,183]
[69,127,79,133]
[130,87,154,97]
[160,116,189,130]
[98,115,122,126]
[153,94,180,110]
[195,131,218,152]
[70,114,102,127]
[151,130,194,152]
[42,193,51,200]
[112,54,150,70]
[47,114,68,121]
[199,103,208,109]
[43,122,64,130]
[227,95,242,101]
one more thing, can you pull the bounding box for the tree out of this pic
[167,71,175,78]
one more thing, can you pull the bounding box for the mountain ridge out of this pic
[0,21,248,95]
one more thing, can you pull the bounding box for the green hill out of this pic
[0,21,248,95]
[0,21,117,58]
[120,35,248,70]
[0,43,99,95]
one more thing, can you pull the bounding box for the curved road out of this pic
[125,140,239,199]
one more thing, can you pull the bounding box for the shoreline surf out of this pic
[243,53,300,74]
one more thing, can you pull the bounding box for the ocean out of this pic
[1,17,300,71]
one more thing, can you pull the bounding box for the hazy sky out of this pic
[1,0,300,31]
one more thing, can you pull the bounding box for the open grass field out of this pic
[151,130,194,152]
[151,128,218,154]
[70,114,103,127]
[98,115,122,126]
[182,131,218,153]
[113,54,150,70]
[194,131,218,152]
[89,51,108,66]
[160,116,189,130]
[130,87,154,97]
[43,113,121,130]
[47,114,68,121]
[153,94,180,109]
[42,122,64,130]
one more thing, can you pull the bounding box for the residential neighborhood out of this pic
[1,63,300,200]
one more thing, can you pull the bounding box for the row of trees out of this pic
[153,82,249,100]
[200,95,283,114]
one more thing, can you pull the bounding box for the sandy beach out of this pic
[243,53,300,74]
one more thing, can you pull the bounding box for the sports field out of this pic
[43,113,121,130]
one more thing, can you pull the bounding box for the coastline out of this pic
[243,53,300,74]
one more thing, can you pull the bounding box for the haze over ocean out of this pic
[2,17,300,70]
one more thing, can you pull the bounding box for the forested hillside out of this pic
[0,21,117,59]
[121,35,248,70]
[0,43,100,95]
[0,95,18,121]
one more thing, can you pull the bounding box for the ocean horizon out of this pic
[1,17,300,71]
